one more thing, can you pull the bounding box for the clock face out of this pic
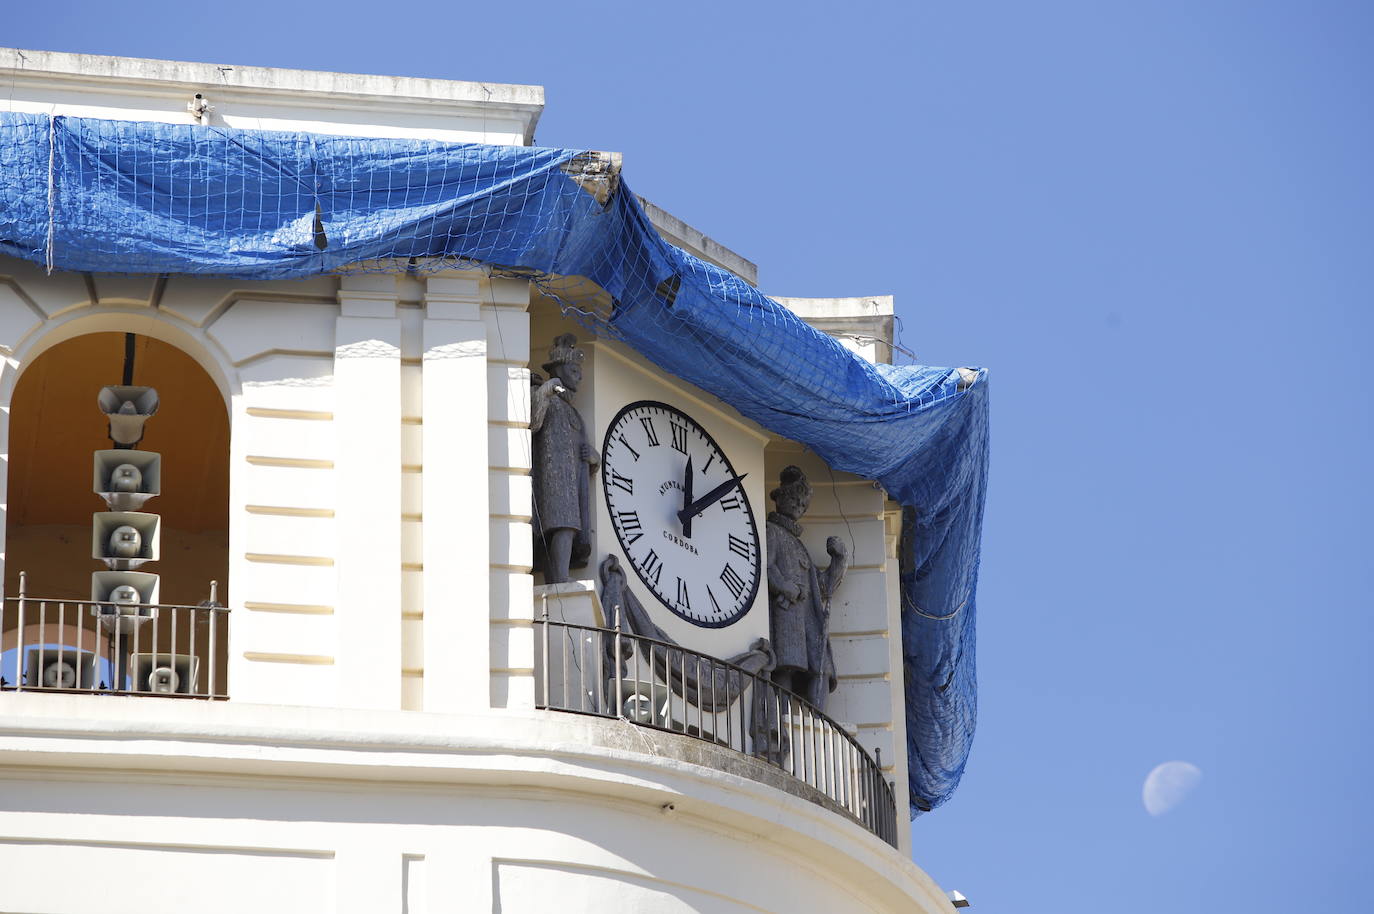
[601,401,761,628]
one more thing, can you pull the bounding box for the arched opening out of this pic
[2,332,230,694]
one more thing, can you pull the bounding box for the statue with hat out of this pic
[531,333,599,584]
[766,465,848,711]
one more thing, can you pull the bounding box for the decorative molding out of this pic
[245,456,335,470]
[423,339,485,360]
[245,506,335,518]
[235,349,334,369]
[335,338,400,360]
[245,407,333,421]
[244,602,335,615]
[242,652,335,665]
[245,553,335,567]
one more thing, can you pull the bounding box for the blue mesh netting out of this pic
[0,112,988,814]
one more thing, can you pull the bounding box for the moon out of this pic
[1142,761,1202,816]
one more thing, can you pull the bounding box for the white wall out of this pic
[0,695,952,914]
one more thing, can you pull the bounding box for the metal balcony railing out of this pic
[1,590,229,700]
[535,617,899,847]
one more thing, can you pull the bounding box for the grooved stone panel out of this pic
[830,634,892,676]
[0,840,333,913]
[238,416,336,461]
[486,363,530,423]
[826,570,890,634]
[244,513,335,559]
[241,464,335,510]
[0,283,43,349]
[237,609,336,657]
[237,560,337,608]
[488,427,533,470]
[210,299,337,364]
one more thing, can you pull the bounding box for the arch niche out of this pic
[5,332,230,607]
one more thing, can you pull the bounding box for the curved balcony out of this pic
[535,618,899,847]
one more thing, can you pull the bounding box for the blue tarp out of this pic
[0,112,987,814]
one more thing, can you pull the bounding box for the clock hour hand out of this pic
[681,455,695,538]
[677,472,747,527]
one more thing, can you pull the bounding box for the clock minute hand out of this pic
[681,455,695,538]
[677,472,747,527]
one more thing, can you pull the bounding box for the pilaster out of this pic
[334,275,402,709]
[484,278,535,708]
[421,273,490,712]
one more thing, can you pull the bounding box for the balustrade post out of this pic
[16,571,27,691]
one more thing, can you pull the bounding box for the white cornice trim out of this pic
[1,47,545,143]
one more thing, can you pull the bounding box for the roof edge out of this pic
[638,196,759,286]
[1,47,545,142]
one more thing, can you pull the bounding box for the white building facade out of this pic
[0,49,955,914]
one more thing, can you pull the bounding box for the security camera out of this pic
[187,93,214,124]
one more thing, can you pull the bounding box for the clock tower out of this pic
[530,302,774,660]
[0,49,982,913]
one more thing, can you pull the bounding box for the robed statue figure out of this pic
[531,333,600,584]
[766,465,848,712]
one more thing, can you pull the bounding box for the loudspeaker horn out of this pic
[92,511,160,569]
[23,646,100,689]
[97,386,159,447]
[90,571,159,634]
[93,449,161,511]
[129,652,200,695]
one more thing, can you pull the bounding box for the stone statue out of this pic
[531,333,599,584]
[766,465,848,712]
[599,554,775,711]
[599,554,777,754]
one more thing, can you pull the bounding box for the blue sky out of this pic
[7,1,1371,910]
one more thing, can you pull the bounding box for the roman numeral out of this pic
[700,452,715,474]
[617,510,643,545]
[728,534,751,559]
[617,435,641,462]
[639,416,661,447]
[675,577,691,609]
[720,493,741,512]
[670,422,688,454]
[640,549,663,586]
[708,586,722,614]
[608,469,634,494]
[719,563,745,599]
